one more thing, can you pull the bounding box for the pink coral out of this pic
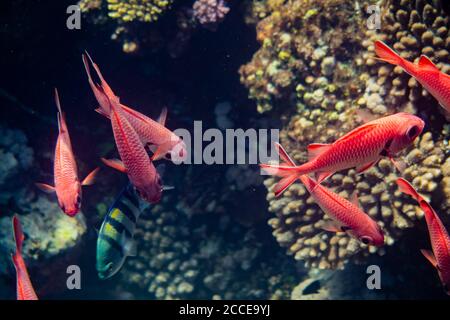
[193,0,229,29]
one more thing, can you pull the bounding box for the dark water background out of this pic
[1,0,449,300]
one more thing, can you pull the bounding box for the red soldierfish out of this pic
[102,93,163,204]
[272,143,384,246]
[11,215,38,300]
[396,178,450,295]
[260,112,424,196]
[36,89,99,216]
[375,40,450,117]
[82,52,187,162]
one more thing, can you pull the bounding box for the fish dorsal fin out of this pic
[355,109,379,123]
[418,55,439,71]
[158,107,168,126]
[334,123,378,145]
[420,249,438,268]
[307,143,332,161]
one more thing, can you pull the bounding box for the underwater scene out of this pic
[1,0,450,301]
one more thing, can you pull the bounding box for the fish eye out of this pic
[76,195,81,205]
[406,125,419,139]
[360,236,372,245]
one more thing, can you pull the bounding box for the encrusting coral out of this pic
[240,0,450,269]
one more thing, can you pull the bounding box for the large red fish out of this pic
[260,112,424,196]
[11,215,38,300]
[36,89,99,216]
[396,178,450,295]
[271,143,384,246]
[375,40,450,117]
[102,92,163,203]
[82,52,187,162]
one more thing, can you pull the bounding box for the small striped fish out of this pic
[96,183,143,279]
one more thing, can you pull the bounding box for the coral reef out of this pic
[192,0,229,29]
[242,0,287,26]
[240,0,450,269]
[0,126,87,297]
[0,197,86,275]
[361,0,450,119]
[78,0,179,54]
[121,192,298,299]
[239,0,367,113]
[80,0,173,23]
[0,127,34,208]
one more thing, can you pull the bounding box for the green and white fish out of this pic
[96,183,143,279]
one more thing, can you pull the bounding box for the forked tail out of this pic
[259,143,307,197]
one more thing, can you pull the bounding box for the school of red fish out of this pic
[10,40,450,299]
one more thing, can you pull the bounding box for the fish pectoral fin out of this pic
[314,171,334,184]
[95,107,109,118]
[35,183,56,193]
[150,145,166,161]
[81,167,100,186]
[101,158,126,173]
[389,157,406,174]
[356,160,378,174]
[307,143,332,161]
[121,233,137,257]
[420,249,438,269]
[157,107,168,126]
[321,221,348,233]
[162,185,175,191]
[350,190,360,208]
[418,55,439,71]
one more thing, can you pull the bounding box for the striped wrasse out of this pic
[96,183,143,279]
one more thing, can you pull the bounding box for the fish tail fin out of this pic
[54,88,68,134]
[82,51,113,115]
[396,178,438,222]
[396,178,422,202]
[374,41,404,66]
[260,143,307,197]
[12,215,24,258]
[298,174,317,191]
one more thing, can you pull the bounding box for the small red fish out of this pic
[102,93,162,204]
[396,178,450,295]
[375,40,450,117]
[260,112,424,196]
[82,52,187,162]
[11,215,38,300]
[271,143,384,246]
[36,89,99,216]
